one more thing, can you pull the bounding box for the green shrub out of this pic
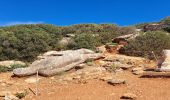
[119,31,170,59]
[0,24,62,62]
[0,64,27,73]
[15,90,28,99]
[73,33,101,50]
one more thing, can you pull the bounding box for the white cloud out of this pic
[0,21,44,26]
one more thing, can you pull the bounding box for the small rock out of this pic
[132,67,144,72]
[121,93,137,100]
[107,79,126,85]
[132,67,144,75]
[75,63,86,69]
[25,77,41,83]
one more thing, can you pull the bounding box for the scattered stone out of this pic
[121,93,137,100]
[112,61,132,70]
[107,79,126,85]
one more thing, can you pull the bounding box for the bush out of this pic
[0,64,27,73]
[72,33,101,50]
[119,31,170,59]
[15,90,28,99]
[0,24,62,62]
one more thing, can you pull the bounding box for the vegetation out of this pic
[15,90,28,99]
[0,23,136,62]
[0,64,27,73]
[119,31,170,59]
[2,16,170,62]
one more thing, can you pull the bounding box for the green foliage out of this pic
[0,66,9,72]
[0,23,131,62]
[15,90,28,99]
[0,64,27,73]
[0,24,62,61]
[73,33,101,50]
[119,31,170,59]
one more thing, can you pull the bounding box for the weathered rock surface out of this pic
[13,49,102,77]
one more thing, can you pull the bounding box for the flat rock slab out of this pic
[107,79,126,85]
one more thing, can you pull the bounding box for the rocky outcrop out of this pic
[13,49,102,77]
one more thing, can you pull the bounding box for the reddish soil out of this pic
[1,69,170,100]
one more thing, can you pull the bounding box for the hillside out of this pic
[0,24,136,62]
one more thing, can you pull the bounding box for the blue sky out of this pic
[0,0,170,26]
